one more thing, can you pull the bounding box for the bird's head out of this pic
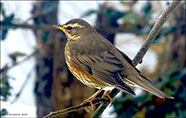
[54,18,96,41]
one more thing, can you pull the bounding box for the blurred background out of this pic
[1,1,185,118]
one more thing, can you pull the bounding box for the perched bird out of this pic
[54,18,174,110]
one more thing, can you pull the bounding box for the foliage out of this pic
[110,2,185,118]
[112,65,185,118]
[81,6,126,22]
[0,3,15,40]
[0,3,26,102]
[0,64,16,116]
[0,108,8,116]
[0,65,15,101]
[0,3,28,116]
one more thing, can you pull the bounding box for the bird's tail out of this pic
[124,76,174,99]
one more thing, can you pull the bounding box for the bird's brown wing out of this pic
[117,49,174,99]
[70,50,135,95]
[71,48,173,99]
[116,48,151,83]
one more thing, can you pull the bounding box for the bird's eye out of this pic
[66,26,73,30]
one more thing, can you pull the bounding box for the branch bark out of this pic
[132,0,182,66]
[42,98,109,118]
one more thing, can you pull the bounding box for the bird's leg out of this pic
[81,88,104,112]
[101,90,113,106]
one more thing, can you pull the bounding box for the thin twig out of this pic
[3,27,57,71]
[10,66,35,105]
[6,51,37,70]
[91,89,120,118]
[132,0,182,66]
[91,0,182,117]
[42,98,109,118]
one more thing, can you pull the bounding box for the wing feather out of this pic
[70,50,135,95]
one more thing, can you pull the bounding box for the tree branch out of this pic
[91,89,120,118]
[132,0,182,66]
[10,66,35,105]
[6,51,38,70]
[91,0,182,117]
[42,98,109,118]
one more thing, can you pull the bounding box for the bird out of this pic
[54,18,174,111]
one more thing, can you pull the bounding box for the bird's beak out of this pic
[53,25,65,31]
[53,24,71,40]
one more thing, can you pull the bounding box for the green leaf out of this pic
[153,27,178,44]
[80,10,97,18]
[5,14,14,24]
[123,12,138,23]
[141,2,152,15]
[120,1,126,5]
[102,7,125,20]
[165,112,176,118]
[161,27,177,35]
[1,29,8,40]
[0,3,6,17]
[144,11,154,21]
[0,108,8,116]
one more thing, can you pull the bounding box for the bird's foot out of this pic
[81,88,104,113]
[80,98,95,113]
[101,90,113,107]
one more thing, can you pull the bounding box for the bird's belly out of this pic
[65,46,112,89]
[67,59,112,89]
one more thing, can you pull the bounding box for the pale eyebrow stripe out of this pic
[63,23,85,28]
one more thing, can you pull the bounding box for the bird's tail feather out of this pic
[125,77,174,99]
